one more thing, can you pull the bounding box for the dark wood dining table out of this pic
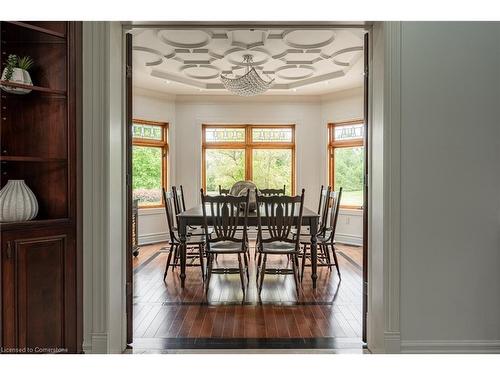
[177,204,320,289]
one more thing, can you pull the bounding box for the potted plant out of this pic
[0,54,34,94]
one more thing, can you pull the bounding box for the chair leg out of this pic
[322,243,332,270]
[243,252,250,281]
[198,244,205,281]
[330,244,342,279]
[237,253,246,294]
[300,244,308,281]
[258,254,267,296]
[205,253,214,296]
[163,244,175,281]
[256,252,262,282]
[291,253,300,295]
[172,245,179,269]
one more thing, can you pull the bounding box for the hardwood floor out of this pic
[132,241,363,348]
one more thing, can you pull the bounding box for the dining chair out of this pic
[200,189,251,295]
[161,188,205,281]
[259,185,286,196]
[172,185,212,237]
[300,187,343,280]
[218,185,230,195]
[255,189,305,296]
[292,185,330,237]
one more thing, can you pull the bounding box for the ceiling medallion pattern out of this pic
[133,28,364,93]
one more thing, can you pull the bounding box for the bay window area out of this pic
[328,120,365,209]
[202,124,295,195]
[132,119,168,207]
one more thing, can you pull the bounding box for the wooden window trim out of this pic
[133,119,169,209]
[328,119,364,210]
[202,124,296,194]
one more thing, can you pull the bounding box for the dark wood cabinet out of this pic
[0,22,82,353]
[1,227,77,353]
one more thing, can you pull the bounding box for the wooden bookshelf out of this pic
[0,21,82,353]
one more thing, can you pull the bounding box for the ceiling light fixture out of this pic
[220,54,274,96]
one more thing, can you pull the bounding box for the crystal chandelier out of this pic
[220,54,274,96]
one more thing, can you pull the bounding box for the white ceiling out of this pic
[132,27,365,96]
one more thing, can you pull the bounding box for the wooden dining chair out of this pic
[201,189,251,295]
[300,187,343,280]
[259,185,286,196]
[292,185,330,237]
[255,189,305,296]
[172,185,212,237]
[161,188,205,281]
[218,185,230,195]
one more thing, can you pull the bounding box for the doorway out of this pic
[125,23,370,351]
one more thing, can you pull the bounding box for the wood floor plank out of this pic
[133,242,363,340]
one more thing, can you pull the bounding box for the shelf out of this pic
[0,156,67,162]
[0,218,72,231]
[5,22,66,39]
[0,81,66,95]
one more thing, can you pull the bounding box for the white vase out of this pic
[0,67,33,94]
[0,180,39,222]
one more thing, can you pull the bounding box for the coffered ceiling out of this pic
[132,27,365,96]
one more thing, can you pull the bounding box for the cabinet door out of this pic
[1,228,76,353]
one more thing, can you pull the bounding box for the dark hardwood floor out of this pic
[132,241,362,348]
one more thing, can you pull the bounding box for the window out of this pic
[328,120,365,209]
[202,124,295,195]
[132,119,168,207]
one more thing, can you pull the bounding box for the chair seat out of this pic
[261,241,297,254]
[299,231,334,245]
[208,240,246,253]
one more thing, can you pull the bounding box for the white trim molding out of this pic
[82,21,127,354]
[382,21,402,354]
[400,340,500,354]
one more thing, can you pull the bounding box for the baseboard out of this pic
[400,340,500,354]
[138,232,168,245]
[83,332,108,354]
[335,233,363,247]
[138,231,362,247]
[384,331,401,353]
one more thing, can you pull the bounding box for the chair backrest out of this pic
[256,189,305,249]
[162,188,179,243]
[318,185,332,233]
[259,185,286,196]
[171,185,186,229]
[218,185,230,195]
[200,188,250,251]
[324,187,343,242]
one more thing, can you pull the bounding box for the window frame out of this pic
[202,124,296,195]
[328,119,365,210]
[132,119,169,209]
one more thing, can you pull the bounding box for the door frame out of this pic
[81,21,402,353]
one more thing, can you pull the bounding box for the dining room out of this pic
[128,25,367,352]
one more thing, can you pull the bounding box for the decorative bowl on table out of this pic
[229,180,258,211]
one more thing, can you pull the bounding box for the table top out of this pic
[178,204,319,219]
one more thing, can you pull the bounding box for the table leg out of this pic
[310,218,318,289]
[179,218,187,288]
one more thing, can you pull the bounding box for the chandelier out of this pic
[220,54,274,96]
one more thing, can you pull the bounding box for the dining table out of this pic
[177,204,320,289]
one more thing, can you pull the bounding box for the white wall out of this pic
[133,88,175,244]
[134,89,365,246]
[399,22,500,351]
